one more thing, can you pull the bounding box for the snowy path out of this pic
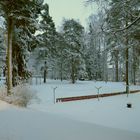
[0,105,140,140]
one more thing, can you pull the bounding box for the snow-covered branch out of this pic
[114,15,140,33]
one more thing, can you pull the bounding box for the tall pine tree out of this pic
[0,0,44,94]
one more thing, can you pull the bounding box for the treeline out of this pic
[0,0,139,95]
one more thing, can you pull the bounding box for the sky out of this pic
[44,0,98,29]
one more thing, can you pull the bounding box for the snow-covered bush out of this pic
[0,84,39,107]
[11,84,39,107]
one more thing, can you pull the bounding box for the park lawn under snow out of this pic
[29,79,140,132]
[0,79,140,140]
[30,79,140,98]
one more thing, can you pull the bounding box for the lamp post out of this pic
[95,86,102,101]
[53,86,57,104]
[43,61,47,83]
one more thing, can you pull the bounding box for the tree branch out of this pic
[115,15,140,33]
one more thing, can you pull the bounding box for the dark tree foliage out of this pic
[62,19,84,83]
[40,3,57,56]
[0,0,44,87]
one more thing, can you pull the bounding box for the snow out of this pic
[30,79,140,100]
[0,79,140,140]
[40,94,140,133]
[0,107,140,140]
[0,100,11,111]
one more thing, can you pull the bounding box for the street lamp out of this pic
[43,61,47,83]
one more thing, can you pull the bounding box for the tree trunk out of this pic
[125,0,129,94]
[60,62,63,81]
[115,50,119,82]
[7,17,13,95]
[132,60,136,85]
[60,51,63,81]
[133,67,136,85]
[71,57,75,84]
[132,47,136,85]
[125,47,129,93]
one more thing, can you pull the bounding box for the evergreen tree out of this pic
[53,32,69,81]
[62,19,84,83]
[29,3,57,79]
[106,0,140,92]
[0,0,44,94]
[86,14,107,81]
[12,0,43,86]
[40,3,57,56]
[87,0,140,86]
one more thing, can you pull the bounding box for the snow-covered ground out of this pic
[29,80,140,133]
[0,105,140,140]
[30,79,140,98]
[0,79,140,140]
[0,100,12,111]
